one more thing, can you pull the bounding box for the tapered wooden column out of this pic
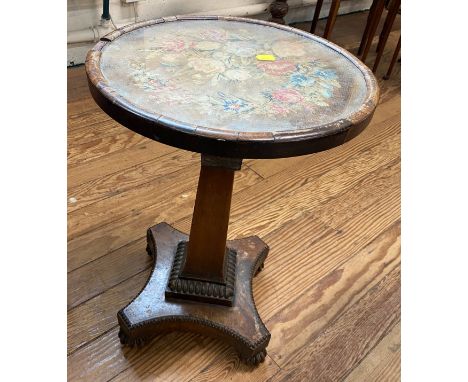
[180,156,241,283]
[162,155,242,306]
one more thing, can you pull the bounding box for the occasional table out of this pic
[86,15,379,365]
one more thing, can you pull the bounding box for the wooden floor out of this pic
[68,11,401,382]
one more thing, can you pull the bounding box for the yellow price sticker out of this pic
[256,54,276,61]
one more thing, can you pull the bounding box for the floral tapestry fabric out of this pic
[100,20,367,133]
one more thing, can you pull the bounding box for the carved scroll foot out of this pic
[146,227,156,257]
[255,261,265,276]
[117,223,270,365]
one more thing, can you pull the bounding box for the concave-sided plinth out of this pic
[117,156,271,365]
[117,223,270,364]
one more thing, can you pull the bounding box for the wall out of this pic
[67,0,372,66]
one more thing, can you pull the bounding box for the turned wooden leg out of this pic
[383,36,400,80]
[117,155,271,365]
[376,0,396,52]
[358,0,379,55]
[323,0,341,39]
[373,0,400,72]
[310,0,324,34]
[269,0,289,25]
[361,0,385,62]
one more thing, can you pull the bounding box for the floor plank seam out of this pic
[244,163,266,180]
[67,175,400,359]
[67,151,196,214]
[270,256,400,369]
[67,235,399,364]
[67,123,124,145]
[265,226,401,341]
[105,366,131,382]
[277,263,400,374]
[67,169,265,270]
[67,235,144,274]
[341,318,401,382]
[67,118,400,245]
[268,226,401,371]
[311,156,401,232]
[68,325,118,357]
[68,266,150,312]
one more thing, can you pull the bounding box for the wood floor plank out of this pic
[66,189,399,379]
[68,106,399,241]
[315,159,400,229]
[67,150,198,213]
[68,107,110,131]
[248,100,400,179]
[269,266,400,382]
[184,221,400,382]
[67,140,175,189]
[68,164,261,239]
[67,123,398,272]
[68,327,278,382]
[174,124,400,240]
[68,130,147,167]
[266,221,400,366]
[67,158,399,355]
[67,166,261,270]
[254,170,400,321]
[68,97,100,118]
[68,327,133,382]
[186,354,280,382]
[68,119,127,147]
[68,120,399,303]
[344,322,400,382]
[67,237,150,310]
[67,269,150,354]
[112,340,280,382]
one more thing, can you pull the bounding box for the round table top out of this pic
[86,16,379,159]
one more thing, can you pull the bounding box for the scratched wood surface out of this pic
[68,11,400,382]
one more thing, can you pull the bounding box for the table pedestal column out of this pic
[117,155,271,365]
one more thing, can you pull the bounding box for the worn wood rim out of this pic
[86,15,380,159]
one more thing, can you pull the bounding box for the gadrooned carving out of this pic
[165,241,237,306]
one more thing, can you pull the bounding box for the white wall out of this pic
[67,0,372,66]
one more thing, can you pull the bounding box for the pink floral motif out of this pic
[257,60,296,76]
[272,40,306,57]
[188,58,225,74]
[199,29,228,41]
[108,24,344,124]
[159,38,186,52]
[272,88,304,103]
[270,104,290,116]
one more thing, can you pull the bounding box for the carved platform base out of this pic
[118,223,270,365]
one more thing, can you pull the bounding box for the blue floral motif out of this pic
[313,69,337,80]
[120,27,346,121]
[290,73,316,87]
[320,88,332,98]
[222,98,254,113]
